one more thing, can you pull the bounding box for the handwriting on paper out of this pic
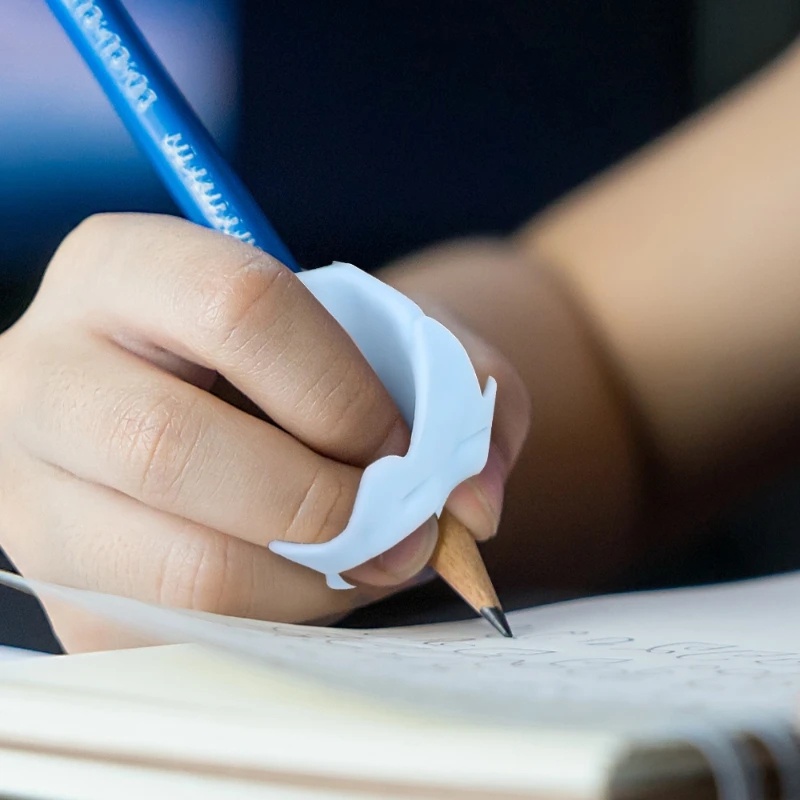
[5,569,800,721]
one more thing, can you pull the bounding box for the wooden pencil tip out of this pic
[480,606,513,638]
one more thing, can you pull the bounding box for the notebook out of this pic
[1,568,799,800]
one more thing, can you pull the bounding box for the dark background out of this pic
[2,1,800,650]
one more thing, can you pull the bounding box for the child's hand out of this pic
[0,214,529,650]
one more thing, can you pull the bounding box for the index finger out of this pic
[49,213,409,467]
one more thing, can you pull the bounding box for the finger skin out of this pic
[1,451,382,631]
[7,330,437,591]
[12,332,362,553]
[40,213,409,468]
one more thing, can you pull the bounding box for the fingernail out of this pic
[399,566,438,591]
[343,517,440,588]
[446,444,507,540]
[377,517,439,581]
[374,417,411,459]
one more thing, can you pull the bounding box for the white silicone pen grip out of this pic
[269,263,496,589]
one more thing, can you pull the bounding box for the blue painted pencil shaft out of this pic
[46,0,299,271]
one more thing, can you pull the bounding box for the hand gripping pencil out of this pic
[46,0,511,636]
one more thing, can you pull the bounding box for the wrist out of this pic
[380,238,648,591]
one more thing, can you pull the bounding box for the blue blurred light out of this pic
[0,0,239,273]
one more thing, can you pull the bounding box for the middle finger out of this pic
[16,334,361,552]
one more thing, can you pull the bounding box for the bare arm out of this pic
[384,43,800,591]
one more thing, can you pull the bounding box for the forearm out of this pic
[381,242,645,589]
[520,41,800,496]
[385,43,800,589]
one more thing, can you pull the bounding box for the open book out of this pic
[1,569,799,799]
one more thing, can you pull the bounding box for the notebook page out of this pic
[3,569,800,726]
[0,645,623,800]
[4,748,414,800]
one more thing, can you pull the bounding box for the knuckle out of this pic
[50,214,119,271]
[156,530,234,613]
[285,466,357,546]
[61,213,111,248]
[48,212,158,285]
[69,212,121,240]
[293,349,406,464]
[302,352,371,439]
[111,390,205,506]
[193,252,292,358]
[44,213,140,297]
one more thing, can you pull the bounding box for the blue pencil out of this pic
[46,0,299,272]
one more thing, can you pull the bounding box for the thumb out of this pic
[447,442,511,542]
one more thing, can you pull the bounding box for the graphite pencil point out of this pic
[480,606,513,638]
